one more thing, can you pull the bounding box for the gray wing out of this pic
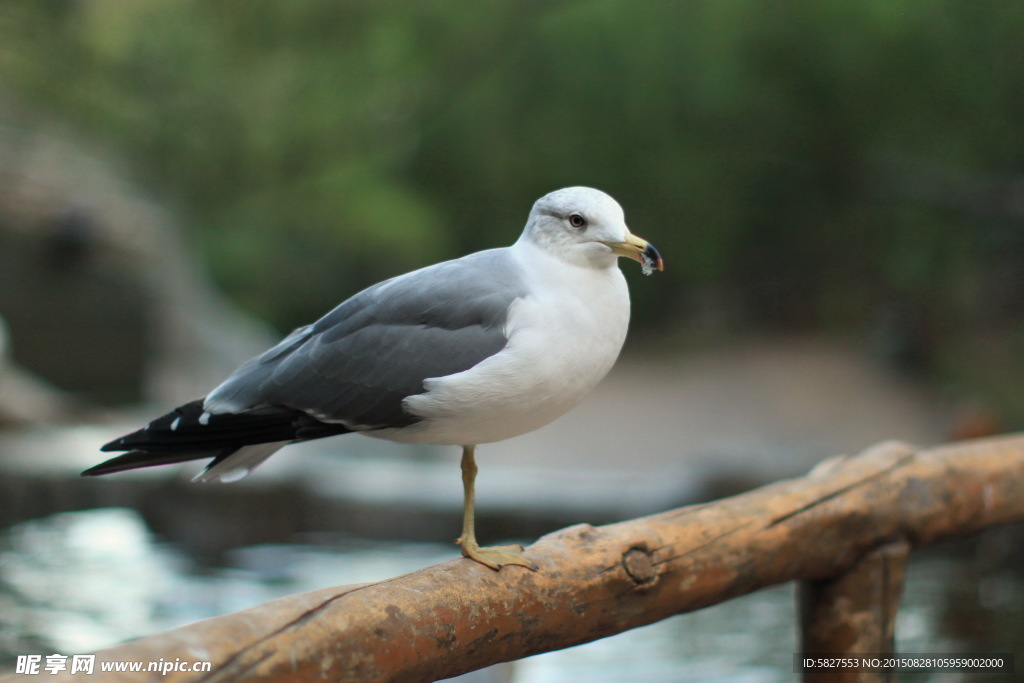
[204,248,528,430]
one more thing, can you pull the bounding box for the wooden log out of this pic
[7,434,1024,683]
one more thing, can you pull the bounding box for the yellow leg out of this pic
[455,445,536,571]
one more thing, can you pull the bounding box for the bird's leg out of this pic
[455,445,537,571]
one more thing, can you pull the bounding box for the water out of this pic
[1,508,1020,681]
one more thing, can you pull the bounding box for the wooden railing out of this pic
[7,434,1024,683]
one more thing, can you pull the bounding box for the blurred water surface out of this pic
[1,507,1019,682]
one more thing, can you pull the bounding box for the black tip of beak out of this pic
[643,242,664,273]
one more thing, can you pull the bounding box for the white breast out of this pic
[391,243,631,446]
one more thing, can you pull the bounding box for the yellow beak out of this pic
[602,233,664,272]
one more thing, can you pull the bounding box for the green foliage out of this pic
[1,0,1022,343]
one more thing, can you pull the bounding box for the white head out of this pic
[519,187,663,273]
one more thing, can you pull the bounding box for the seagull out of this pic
[84,187,663,570]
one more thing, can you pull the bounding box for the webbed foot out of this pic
[457,537,537,571]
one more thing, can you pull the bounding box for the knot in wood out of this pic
[622,546,656,585]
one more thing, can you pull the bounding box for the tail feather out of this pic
[86,398,352,478]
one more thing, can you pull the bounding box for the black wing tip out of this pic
[81,459,128,477]
[97,398,207,453]
[81,450,153,477]
[82,447,223,477]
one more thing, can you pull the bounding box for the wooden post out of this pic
[799,541,910,683]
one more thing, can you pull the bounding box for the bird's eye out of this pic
[568,213,587,229]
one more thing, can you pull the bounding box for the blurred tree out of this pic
[1,0,1022,417]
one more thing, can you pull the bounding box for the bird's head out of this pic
[521,187,663,274]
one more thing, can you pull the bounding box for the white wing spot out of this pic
[170,417,181,431]
[199,411,211,425]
